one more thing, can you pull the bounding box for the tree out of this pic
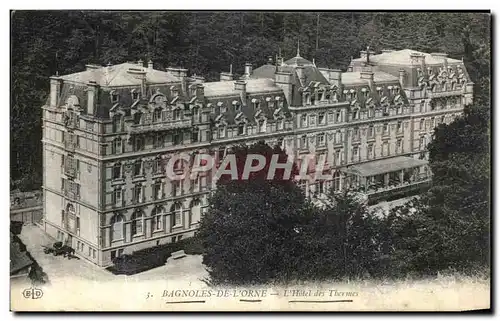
[197,141,317,285]
[388,105,490,275]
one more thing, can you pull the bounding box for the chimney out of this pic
[178,68,188,95]
[410,53,426,68]
[196,84,205,101]
[49,76,62,108]
[127,68,147,97]
[87,81,98,115]
[234,80,247,103]
[399,69,406,87]
[360,50,367,59]
[244,62,253,78]
[220,65,233,81]
[220,72,233,81]
[296,65,306,85]
[267,56,273,65]
[329,69,342,87]
[274,71,293,104]
[360,70,374,89]
[137,59,144,67]
[148,60,154,69]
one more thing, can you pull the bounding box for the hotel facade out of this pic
[41,48,474,266]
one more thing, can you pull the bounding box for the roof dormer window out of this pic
[217,101,226,113]
[131,89,139,101]
[111,91,118,103]
[233,100,241,113]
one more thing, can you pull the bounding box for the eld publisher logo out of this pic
[22,287,43,300]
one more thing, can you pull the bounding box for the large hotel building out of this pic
[42,48,474,266]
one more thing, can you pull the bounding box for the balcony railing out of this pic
[64,165,77,178]
[130,119,192,134]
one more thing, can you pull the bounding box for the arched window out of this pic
[111,213,124,241]
[189,199,202,226]
[112,115,122,132]
[152,206,164,231]
[171,202,183,227]
[131,210,144,235]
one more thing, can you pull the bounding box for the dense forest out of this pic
[11,11,490,191]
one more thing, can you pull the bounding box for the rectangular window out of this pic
[383,123,389,135]
[397,121,403,133]
[93,249,96,259]
[397,139,403,153]
[369,125,374,138]
[301,115,307,128]
[173,133,182,145]
[352,146,359,162]
[113,139,122,154]
[134,161,142,176]
[153,134,164,148]
[237,125,245,135]
[318,112,325,125]
[328,112,334,123]
[191,130,199,143]
[309,115,316,126]
[383,142,389,156]
[367,144,374,159]
[336,111,341,123]
[153,182,162,200]
[317,134,325,146]
[300,136,307,149]
[335,150,342,165]
[218,128,225,139]
[133,185,142,203]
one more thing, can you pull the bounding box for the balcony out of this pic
[129,119,192,134]
[64,165,77,178]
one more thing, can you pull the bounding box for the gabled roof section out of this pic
[60,63,181,87]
